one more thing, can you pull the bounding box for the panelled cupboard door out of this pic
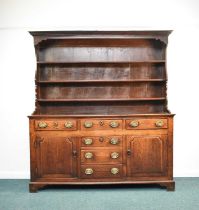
[126,135,168,177]
[34,135,78,179]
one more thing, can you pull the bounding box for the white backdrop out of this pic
[0,0,199,178]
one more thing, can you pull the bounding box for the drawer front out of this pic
[81,149,122,164]
[81,119,122,130]
[81,136,122,147]
[35,119,77,130]
[125,118,168,130]
[81,164,123,178]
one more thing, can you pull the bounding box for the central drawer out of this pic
[81,119,122,130]
[81,149,122,164]
[81,136,122,147]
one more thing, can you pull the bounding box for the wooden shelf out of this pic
[38,98,166,102]
[37,79,166,84]
[37,60,165,65]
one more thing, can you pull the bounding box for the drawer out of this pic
[81,164,123,178]
[80,119,122,130]
[125,118,168,130]
[81,136,122,147]
[81,149,122,164]
[35,119,77,130]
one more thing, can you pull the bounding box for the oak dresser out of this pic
[28,31,175,192]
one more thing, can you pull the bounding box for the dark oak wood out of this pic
[29,31,174,192]
[126,135,167,177]
[34,135,78,179]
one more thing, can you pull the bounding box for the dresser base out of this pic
[29,180,175,193]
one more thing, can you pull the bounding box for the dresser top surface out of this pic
[29,30,172,37]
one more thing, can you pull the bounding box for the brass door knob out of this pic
[129,120,139,127]
[64,121,73,128]
[155,120,164,127]
[110,138,119,145]
[53,121,58,128]
[99,120,104,126]
[72,150,77,157]
[85,168,93,175]
[85,152,93,159]
[109,121,119,128]
[111,152,119,159]
[127,149,131,156]
[111,168,119,175]
[84,138,93,145]
[99,137,104,142]
[38,122,48,128]
[84,121,93,128]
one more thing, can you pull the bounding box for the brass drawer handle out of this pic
[129,120,139,127]
[85,152,93,159]
[155,120,164,127]
[38,121,48,128]
[111,152,119,159]
[111,168,119,175]
[85,168,93,175]
[84,121,93,128]
[109,121,119,128]
[110,138,119,145]
[64,121,73,128]
[84,138,93,145]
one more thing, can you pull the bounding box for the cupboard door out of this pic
[34,135,78,179]
[126,135,167,177]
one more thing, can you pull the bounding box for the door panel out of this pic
[127,135,167,177]
[35,135,77,179]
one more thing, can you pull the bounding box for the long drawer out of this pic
[81,164,123,178]
[80,119,122,130]
[81,136,122,147]
[35,119,77,130]
[125,118,168,129]
[81,149,123,164]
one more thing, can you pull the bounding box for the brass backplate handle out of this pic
[110,121,119,128]
[85,168,94,175]
[65,121,73,128]
[155,120,164,127]
[38,121,48,128]
[84,138,93,145]
[111,168,119,175]
[129,120,139,127]
[84,121,93,128]
[111,152,119,159]
[110,138,119,145]
[85,152,93,159]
